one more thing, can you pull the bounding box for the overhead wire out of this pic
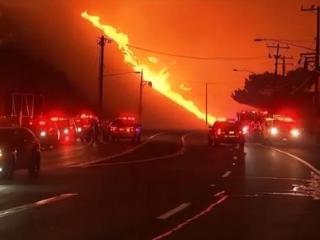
[127,44,268,61]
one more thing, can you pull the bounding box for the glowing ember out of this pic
[81,11,216,124]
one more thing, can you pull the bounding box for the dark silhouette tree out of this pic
[232,68,316,118]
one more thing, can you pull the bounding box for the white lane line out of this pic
[68,132,163,167]
[245,176,310,182]
[222,171,231,178]
[0,193,78,218]
[77,133,191,168]
[260,144,320,176]
[157,203,191,220]
[214,190,226,197]
[152,195,228,240]
[258,192,312,198]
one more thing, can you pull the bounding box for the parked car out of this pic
[0,127,41,179]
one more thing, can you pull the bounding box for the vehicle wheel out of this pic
[2,155,15,179]
[29,151,40,178]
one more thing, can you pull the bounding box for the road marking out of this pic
[68,132,163,167]
[157,203,191,220]
[82,133,191,168]
[0,193,78,218]
[214,190,226,197]
[245,176,310,182]
[258,192,312,198]
[222,171,231,178]
[152,195,228,240]
[260,144,320,176]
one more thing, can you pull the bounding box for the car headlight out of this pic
[270,127,278,136]
[242,126,249,134]
[290,129,300,138]
[40,131,47,137]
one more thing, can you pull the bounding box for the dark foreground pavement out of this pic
[0,131,319,240]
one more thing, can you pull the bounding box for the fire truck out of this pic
[50,116,77,144]
[263,115,304,144]
[237,110,268,140]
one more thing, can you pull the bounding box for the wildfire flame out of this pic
[81,11,215,124]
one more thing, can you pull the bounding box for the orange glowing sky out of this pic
[1,0,316,128]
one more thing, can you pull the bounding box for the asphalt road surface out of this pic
[0,131,319,240]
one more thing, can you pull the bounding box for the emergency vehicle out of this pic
[28,117,59,149]
[50,116,77,144]
[103,116,142,142]
[263,115,304,143]
[74,113,99,142]
[237,110,268,139]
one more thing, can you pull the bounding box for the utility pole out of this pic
[301,5,320,109]
[97,35,111,118]
[138,70,144,122]
[267,43,290,77]
[266,43,289,92]
[281,56,293,81]
[137,70,152,123]
[205,82,208,125]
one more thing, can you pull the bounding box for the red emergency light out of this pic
[39,120,46,126]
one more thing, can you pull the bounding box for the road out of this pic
[0,131,319,240]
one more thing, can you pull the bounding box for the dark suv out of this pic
[208,120,245,151]
[0,127,41,179]
[103,117,142,142]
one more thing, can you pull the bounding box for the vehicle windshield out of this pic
[214,122,240,131]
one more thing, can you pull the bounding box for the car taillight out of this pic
[77,127,82,133]
[290,129,300,138]
[270,127,278,136]
[217,128,222,135]
[39,121,46,126]
[64,128,69,134]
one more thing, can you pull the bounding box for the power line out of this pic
[127,44,268,61]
